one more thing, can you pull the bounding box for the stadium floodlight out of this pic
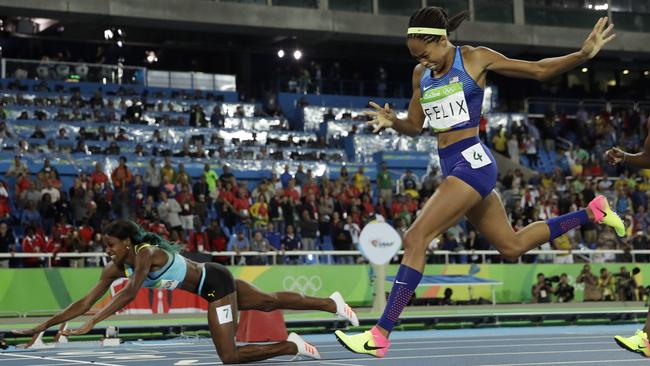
[594,3,608,10]
[116,40,124,48]
[104,29,114,40]
[623,69,630,75]
[581,67,588,73]
[293,49,302,60]
[645,71,649,76]
[145,51,158,64]
[277,49,285,58]
[117,28,123,36]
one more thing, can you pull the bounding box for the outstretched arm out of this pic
[606,126,650,169]
[476,17,615,81]
[64,249,153,336]
[12,264,121,336]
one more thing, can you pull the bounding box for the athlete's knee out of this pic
[403,228,426,252]
[499,247,521,261]
[499,239,524,261]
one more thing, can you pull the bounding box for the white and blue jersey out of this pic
[419,46,484,132]
[124,244,187,290]
[420,47,496,198]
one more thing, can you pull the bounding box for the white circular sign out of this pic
[358,222,402,265]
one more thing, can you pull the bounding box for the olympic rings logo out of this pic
[282,275,322,296]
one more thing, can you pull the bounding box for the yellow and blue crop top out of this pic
[124,243,187,290]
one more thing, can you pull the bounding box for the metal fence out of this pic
[1,249,649,267]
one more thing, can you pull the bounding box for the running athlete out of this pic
[335,6,623,357]
[608,117,650,356]
[13,220,359,364]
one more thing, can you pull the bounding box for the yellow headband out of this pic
[407,27,447,36]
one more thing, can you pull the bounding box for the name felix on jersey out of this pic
[423,99,468,121]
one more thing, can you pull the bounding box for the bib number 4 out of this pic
[461,143,492,169]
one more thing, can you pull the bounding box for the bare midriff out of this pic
[437,126,479,149]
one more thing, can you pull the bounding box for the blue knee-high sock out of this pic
[377,264,422,332]
[546,210,590,241]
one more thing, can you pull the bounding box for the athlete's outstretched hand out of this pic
[12,324,47,336]
[365,101,397,133]
[581,17,616,59]
[605,146,625,165]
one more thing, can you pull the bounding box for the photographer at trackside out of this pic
[554,273,575,303]
[532,273,554,303]
[615,266,639,301]
[576,264,601,301]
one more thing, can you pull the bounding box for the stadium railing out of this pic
[1,249,648,267]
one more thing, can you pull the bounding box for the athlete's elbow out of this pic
[532,64,552,82]
[535,70,552,82]
[407,127,422,137]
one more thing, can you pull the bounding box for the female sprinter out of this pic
[13,220,359,363]
[608,116,650,357]
[335,6,623,357]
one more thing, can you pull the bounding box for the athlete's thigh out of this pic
[465,190,516,248]
[235,279,273,310]
[207,292,239,359]
[412,176,482,245]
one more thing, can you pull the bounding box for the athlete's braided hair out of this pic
[407,6,469,43]
[104,219,182,253]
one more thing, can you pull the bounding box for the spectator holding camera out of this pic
[616,266,638,301]
[598,268,616,301]
[555,273,574,303]
[531,273,554,303]
[576,264,601,301]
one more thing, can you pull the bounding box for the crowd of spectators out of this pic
[1,82,650,271]
[0,81,347,162]
[481,106,650,265]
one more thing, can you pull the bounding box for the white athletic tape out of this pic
[216,304,233,325]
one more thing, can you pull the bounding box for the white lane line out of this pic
[314,334,618,348]
[0,352,121,366]
[33,342,613,359]
[242,349,619,366]
[318,341,614,354]
[320,362,364,366]
[479,359,648,366]
[152,348,633,366]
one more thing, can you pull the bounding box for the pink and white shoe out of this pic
[330,291,359,326]
[288,332,321,360]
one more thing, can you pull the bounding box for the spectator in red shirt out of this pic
[220,181,236,205]
[91,162,109,189]
[283,180,300,204]
[78,221,95,246]
[391,195,405,218]
[361,194,375,218]
[302,176,320,197]
[206,221,228,264]
[233,189,251,218]
[15,172,31,197]
[148,217,170,239]
[111,156,133,190]
[187,224,208,253]
[21,226,47,267]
